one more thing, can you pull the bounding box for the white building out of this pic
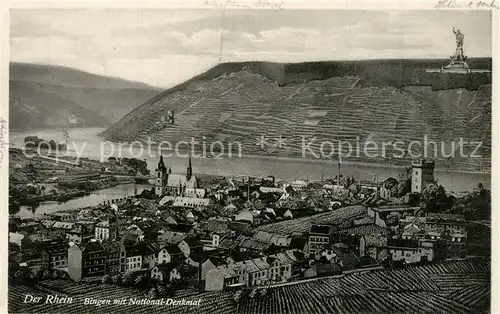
[411,159,435,193]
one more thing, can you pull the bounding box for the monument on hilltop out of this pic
[441,27,470,73]
[426,27,490,74]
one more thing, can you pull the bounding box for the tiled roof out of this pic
[310,225,333,235]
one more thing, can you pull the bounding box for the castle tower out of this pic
[155,154,168,196]
[411,159,435,193]
[186,154,192,181]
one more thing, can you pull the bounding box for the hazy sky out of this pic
[11,9,492,88]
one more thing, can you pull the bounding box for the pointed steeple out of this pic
[186,153,192,180]
[158,154,166,171]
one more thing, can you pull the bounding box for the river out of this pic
[10,127,490,204]
[18,183,152,219]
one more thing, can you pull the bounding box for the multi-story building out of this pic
[125,242,156,271]
[155,243,184,265]
[68,241,106,282]
[103,241,126,275]
[424,213,467,237]
[411,159,435,193]
[41,242,68,271]
[66,223,94,244]
[387,238,446,264]
[205,265,240,291]
[95,219,118,242]
[308,225,336,254]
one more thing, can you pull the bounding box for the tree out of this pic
[422,184,450,212]
[134,274,145,287]
[111,274,122,285]
[101,274,111,284]
[383,178,398,190]
[147,288,157,299]
[122,272,135,286]
[9,242,20,252]
[397,179,411,197]
[386,212,401,226]
[156,285,166,296]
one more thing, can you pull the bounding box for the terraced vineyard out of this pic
[101,62,491,172]
[252,205,366,235]
[9,259,489,313]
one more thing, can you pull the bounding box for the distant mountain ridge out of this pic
[9,63,161,130]
[101,60,491,172]
[10,62,160,90]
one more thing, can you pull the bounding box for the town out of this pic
[9,150,490,306]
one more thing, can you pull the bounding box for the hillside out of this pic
[9,63,161,128]
[101,60,492,172]
[9,81,110,130]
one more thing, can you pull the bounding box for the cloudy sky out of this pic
[11,9,492,88]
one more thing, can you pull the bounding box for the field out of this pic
[9,258,489,314]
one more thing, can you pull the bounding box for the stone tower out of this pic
[411,159,435,193]
[155,154,168,196]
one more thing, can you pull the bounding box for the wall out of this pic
[205,268,224,291]
[67,245,82,282]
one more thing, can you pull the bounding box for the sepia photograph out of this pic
[6,7,493,313]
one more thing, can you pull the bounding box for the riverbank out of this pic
[160,147,491,175]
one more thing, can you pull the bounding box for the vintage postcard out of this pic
[4,3,496,313]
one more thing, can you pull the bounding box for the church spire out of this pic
[186,153,192,180]
[158,154,166,171]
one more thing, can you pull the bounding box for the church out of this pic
[155,154,199,197]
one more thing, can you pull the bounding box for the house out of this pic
[253,231,292,248]
[21,234,53,250]
[120,225,144,245]
[125,242,156,272]
[52,222,75,232]
[367,206,419,227]
[184,188,207,198]
[387,238,446,264]
[238,238,274,254]
[359,234,387,262]
[304,263,342,278]
[157,231,191,257]
[68,241,106,282]
[41,242,69,271]
[308,225,336,254]
[172,197,211,209]
[150,263,182,283]
[226,190,243,203]
[95,219,118,242]
[402,223,423,240]
[244,257,270,286]
[235,211,254,224]
[290,180,308,191]
[66,223,94,244]
[200,256,228,281]
[259,187,283,194]
[266,252,293,282]
[425,213,467,237]
[200,234,221,249]
[52,212,77,222]
[331,243,360,270]
[155,243,184,265]
[102,241,126,275]
[205,265,240,291]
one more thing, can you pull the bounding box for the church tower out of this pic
[186,154,192,181]
[155,154,168,196]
